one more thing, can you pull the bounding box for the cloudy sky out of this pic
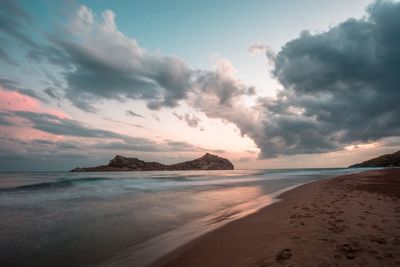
[1,0,399,171]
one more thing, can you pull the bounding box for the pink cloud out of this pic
[0,89,40,111]
[0,87,67,118]
[0,87,69,142]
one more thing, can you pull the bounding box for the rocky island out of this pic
[71,153,234,172]
[349,150,400,168]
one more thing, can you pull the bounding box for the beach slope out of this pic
[153,169,400,267]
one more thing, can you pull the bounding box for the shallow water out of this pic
[0,168,363,266]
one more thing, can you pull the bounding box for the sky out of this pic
[0,0,400,171]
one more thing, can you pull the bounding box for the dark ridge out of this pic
[71,153,234,172]
[349,150,400,168]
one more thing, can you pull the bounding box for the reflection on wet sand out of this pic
[101,184,306,267]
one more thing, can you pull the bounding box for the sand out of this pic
[152,168,400,267]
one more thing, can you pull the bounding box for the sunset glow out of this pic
[1,0,399,170]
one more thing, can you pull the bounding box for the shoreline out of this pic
[98,180,315,267]
[152,168,400,267]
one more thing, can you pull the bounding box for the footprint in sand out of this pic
[338,243,360,259]
[276,249,292,263]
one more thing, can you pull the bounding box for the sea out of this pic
[0,168,365,267]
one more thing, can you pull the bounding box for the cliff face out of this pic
[349,150,400,168]
[71,153,234,172]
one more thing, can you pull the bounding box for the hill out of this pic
[71,153,234,172]
[349,150,400,168]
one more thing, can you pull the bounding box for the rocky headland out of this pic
[71,153,234,172]
[349,150,400,168]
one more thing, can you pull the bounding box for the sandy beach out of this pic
[153,168,400,267]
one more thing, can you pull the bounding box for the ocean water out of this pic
[0,168,363,267]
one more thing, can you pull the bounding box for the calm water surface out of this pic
[0,168,365,266]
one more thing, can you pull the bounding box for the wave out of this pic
[1,177,112,192]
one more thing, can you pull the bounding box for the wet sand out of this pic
[152,168,400,267]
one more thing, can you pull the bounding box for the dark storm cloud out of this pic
[30,6,194,112]
[62,41,191,111]
[253,0,400,158]
[29,6,253,113]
